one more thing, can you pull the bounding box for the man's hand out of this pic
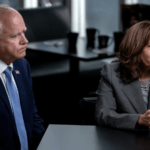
[137,110,150,127]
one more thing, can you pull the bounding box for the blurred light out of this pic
[44,3,52,7]
[124,0,139,4]
[71,0,79,32]
[71,0,86,38]
[31,0,38,8]
[79,0,86,37]
[40,0,52,7]
[24,0,38,8]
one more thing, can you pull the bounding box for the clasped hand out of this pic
[138,110,150,128]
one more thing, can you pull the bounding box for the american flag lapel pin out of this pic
[15,70,20,74]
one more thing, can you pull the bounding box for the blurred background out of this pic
[1,0,150,128]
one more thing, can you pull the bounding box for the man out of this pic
[0,5,45,150]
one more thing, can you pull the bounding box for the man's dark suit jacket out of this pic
[96,62,150,130]
[0,58,45,150]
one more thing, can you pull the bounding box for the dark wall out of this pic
[18,5,71,42]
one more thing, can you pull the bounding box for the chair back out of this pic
[79,97,97,125]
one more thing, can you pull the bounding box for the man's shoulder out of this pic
[13,58,30,74]
[15,58,27,63]
[13,58,28,67]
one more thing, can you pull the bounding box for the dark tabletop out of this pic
[27,38,116,61]
[37,124,150,150]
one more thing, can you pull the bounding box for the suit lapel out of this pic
[0,77,18,134]
[0,79,12,112]
[12,66,29,130]
[12,68,27,116]
[122,79,147,114]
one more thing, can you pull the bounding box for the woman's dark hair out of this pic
[114,20,150,83]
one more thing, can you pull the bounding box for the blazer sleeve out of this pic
[95,64,141,130]
[25,60,45,149]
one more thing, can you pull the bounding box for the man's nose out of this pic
[20,34,28,44]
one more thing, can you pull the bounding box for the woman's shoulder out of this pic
[100,62,120,82]
[101,62,120,74]
[99,62,122,87]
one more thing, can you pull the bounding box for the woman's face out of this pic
[141,40,150,67]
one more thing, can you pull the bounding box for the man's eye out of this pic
[11,35,17,39]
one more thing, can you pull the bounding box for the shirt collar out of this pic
[0,59,13,74]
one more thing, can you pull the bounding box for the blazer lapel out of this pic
[0,78,18,134]
[12,68,27,113]
[122,79,147,114]
[12,67,29,129]
[0,79,12,111]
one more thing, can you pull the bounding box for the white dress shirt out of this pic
[0,59,20,113]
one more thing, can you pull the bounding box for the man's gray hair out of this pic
[0,4,19,37]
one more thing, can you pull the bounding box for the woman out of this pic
[95,20,150,130]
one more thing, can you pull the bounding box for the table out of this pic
[27,38,116,77]
[37,124,150,150]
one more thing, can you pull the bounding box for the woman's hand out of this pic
[137,110,150,127]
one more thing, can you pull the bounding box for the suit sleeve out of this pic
[25,60,45,149]
[95,64,142,130]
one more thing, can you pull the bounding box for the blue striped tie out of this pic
[4,67,28,150]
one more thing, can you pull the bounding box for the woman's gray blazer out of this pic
[95,62,149,130]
